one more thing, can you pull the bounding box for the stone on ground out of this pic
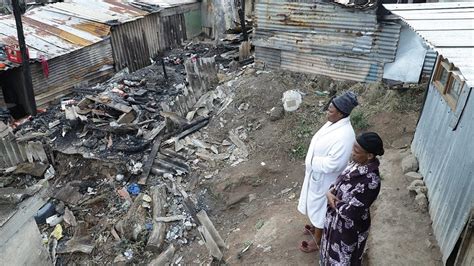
[401,154,419,173]
[405,171,423,180]
[415,193,428,211]
[415,186,428,196]
[407,179,425,192]
[269,106,284,121]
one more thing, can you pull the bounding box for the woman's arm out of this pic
[334,173,381,218]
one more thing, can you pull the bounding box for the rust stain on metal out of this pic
[22,17,93,46]
[103,0,147,16]
[0,35,19,46]
[276,14,310,27]
[73,22,111,38]
[71,58,114,80]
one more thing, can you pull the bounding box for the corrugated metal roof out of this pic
[254,1,400,82]
[384,2,474,88]
[0,8,110,70]
[422,48,437,76]
[0,0,151,71]
[412,83,474,263]
[52,0,147,24]
[131,0,197,9]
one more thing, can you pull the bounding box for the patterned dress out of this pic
[320,159,381,266]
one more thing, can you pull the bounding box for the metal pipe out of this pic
[12,0,37,116]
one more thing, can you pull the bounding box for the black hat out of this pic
[357,132,384,156]
[332,91,358,115]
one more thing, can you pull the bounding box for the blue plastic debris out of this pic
[127,183,140,195]
[34,202,56,224]
[145,223,153,231]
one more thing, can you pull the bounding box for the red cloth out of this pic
[40,55,49,78]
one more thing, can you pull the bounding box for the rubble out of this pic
[147,186,167,252]
[0,41,253,264]
[415,186,428,196]
[197,210,226,260]
[149,244,175,265]
[63,207,77,227]
[115,193,147,241]
[0,187,32,204]
[57,222,95,254]
[13,162,49,177]
[138,137,162,185]
[237,241,253,259]
[155,215,187,223]
[407,178,429,211]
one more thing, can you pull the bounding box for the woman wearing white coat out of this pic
[298,91,358,253]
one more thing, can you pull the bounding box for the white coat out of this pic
[297,117,355,228]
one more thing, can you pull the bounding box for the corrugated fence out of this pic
[254,1,400,82]
[0,122,48,168]
[111,14,161,72]
[111,3,200,72]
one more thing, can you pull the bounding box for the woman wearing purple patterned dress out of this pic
[320,132,384,266]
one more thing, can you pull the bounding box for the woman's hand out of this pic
[326,189,340,209]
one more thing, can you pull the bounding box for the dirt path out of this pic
[367,148,443,265]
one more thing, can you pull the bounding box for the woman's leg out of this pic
[300,226,322,253]
[314,227,323,246]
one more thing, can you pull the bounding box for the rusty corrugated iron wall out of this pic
[32,39,114,107]
[111,3,201,72]
[254,1,400,83]
[111,13,161,72]
[160,12,187,49]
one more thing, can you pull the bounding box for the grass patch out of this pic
[290,143,307,159]
[296,119,313,137]
[351,110,370,130]
[288,115,322,160]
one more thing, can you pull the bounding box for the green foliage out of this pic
[290,143,307,159]
[296,120,312,137]
[351,110,370,130]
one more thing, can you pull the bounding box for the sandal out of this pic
[303,224,315,235]
[299,240,319,253]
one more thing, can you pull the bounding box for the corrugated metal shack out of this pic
[386,2,474,264]
[0,0,202,110]
[0,4,115,108]
[0,1,145,109]
[253,0,401,83]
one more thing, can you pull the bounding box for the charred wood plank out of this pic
[138,137,162,185]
